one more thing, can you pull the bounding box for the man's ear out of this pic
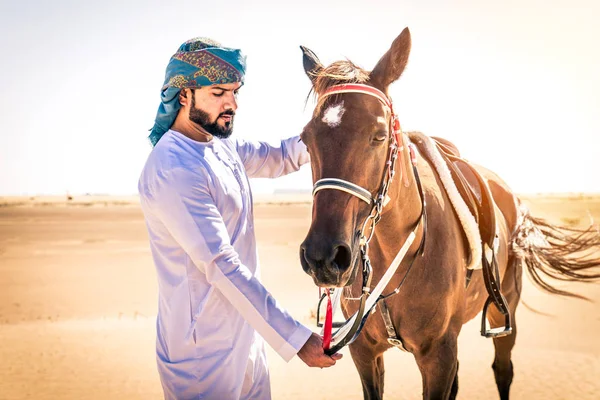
[179,89,190,107]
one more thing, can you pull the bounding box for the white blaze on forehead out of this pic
[377,116,387,125]
[322,101,345,128]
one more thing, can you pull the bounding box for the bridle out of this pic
[313,84,404,214]
[311,83,427,355]
[313,84,404,282]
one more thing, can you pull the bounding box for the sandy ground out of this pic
[0,194,599,399]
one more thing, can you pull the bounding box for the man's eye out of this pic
[213,92,224,97]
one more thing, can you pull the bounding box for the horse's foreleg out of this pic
[489,255,522,400]
[348,343,385,400]
[414,334,459,400]
[449,360,459,400]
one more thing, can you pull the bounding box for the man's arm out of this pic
[234,135,310,178]
[147,166,336,366]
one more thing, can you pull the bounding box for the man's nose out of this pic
[225,92,238,111]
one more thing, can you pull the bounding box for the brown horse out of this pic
[298,27,600,400]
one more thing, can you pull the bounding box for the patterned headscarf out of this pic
[148,38,246,146]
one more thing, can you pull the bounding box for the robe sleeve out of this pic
[149,166,312,362]
[234,135,310,178]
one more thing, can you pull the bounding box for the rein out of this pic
[311,84,427,355]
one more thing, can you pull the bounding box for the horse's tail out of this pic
[512,202,600,299]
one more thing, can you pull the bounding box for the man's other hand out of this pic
[297,332,343,368]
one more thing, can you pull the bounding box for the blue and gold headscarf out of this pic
[149,38,246,146]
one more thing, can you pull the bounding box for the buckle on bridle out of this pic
[362,256,373,292]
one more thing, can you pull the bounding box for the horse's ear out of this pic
[370,27,412,90]
[300,45,323,84]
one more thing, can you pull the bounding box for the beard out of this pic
[189,95,235,139]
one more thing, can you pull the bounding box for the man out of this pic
[138,37,341,399]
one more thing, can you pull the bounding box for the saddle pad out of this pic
[407,131,482,270]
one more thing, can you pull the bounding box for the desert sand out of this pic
[0,194,599,399]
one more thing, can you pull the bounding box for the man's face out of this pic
[187,82,241,139]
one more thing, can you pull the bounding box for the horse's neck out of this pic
[373,157,424,261]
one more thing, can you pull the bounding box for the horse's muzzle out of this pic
[299,239,357,287]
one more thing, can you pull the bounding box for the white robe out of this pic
[138,130,313,399]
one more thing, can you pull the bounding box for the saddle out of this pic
[409,133,513,339]
[429,136,496,255]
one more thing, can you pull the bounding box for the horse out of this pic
[298,27,600,400]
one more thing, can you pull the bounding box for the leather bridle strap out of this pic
[318,83,392,109]
[313,178,373,205]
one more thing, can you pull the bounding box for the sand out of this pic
[0,194,599,399]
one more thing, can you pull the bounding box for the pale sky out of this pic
[1,0,598,195]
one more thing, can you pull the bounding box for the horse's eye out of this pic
[373,131,388,143]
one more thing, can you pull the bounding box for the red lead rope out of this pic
[322,290,333,351]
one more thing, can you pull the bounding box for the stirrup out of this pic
[480,297,513,338]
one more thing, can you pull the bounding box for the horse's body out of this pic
[298,28,600,400]
[339,155,520,399]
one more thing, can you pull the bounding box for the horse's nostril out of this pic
[332,242,352,270]
[300,244,313,272]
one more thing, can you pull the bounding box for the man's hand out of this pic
[297,332,343,368]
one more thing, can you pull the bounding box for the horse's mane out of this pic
[308,60,370,113]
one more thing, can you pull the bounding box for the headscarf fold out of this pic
[149,38,246,146]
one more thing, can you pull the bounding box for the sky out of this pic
[0,0,599,196]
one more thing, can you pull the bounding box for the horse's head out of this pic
[299,28,412,287]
